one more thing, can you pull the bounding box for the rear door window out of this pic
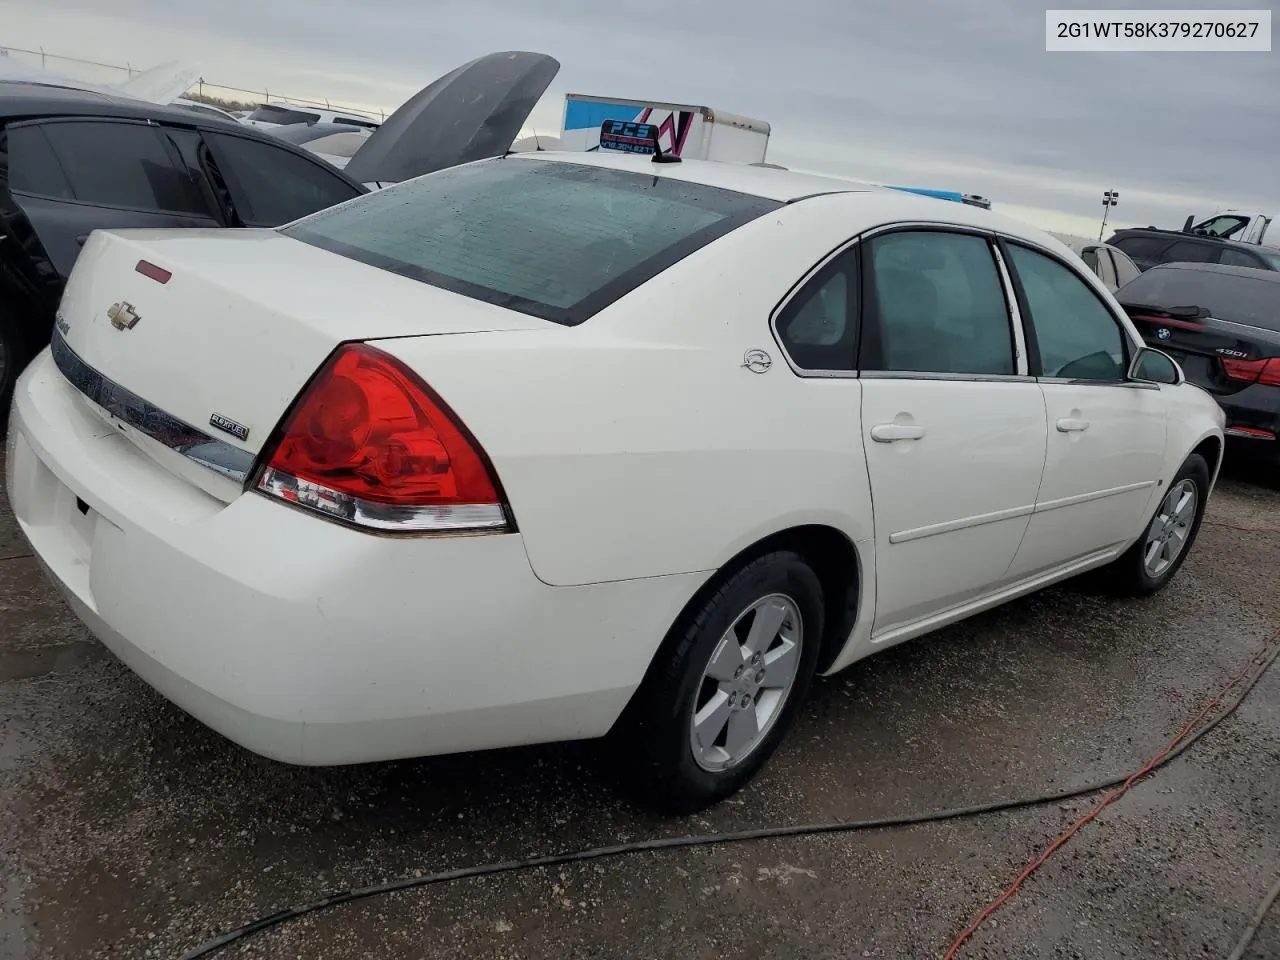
[3,124,75,199]
[6,120,210,214]
[1218,248,1266,269]
[861,230,1015,376]
[202,132,363,226]
[1160,240,1219,264]
[1112,235,1171,261]
[35,119,212,215]
[282,158,782,325]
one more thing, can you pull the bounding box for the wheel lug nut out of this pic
[755,670,765,683]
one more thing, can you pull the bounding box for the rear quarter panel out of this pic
[377,195,881,587]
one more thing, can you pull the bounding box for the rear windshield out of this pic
[281,158,782,325]
[247,105,320,125]
[1117,265,1280,332]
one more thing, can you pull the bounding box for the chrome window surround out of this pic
[767,219,1152,386]
[50,329,257,483]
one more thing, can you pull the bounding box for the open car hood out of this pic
[343,50,559,185]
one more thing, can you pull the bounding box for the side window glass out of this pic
[1007,243,1128,382]
[4,125,74,199]
[1080,247,1101,275]
[1218,248,1261,268]
[1160,240,1218,264]
[38,121,211,215]
[774,249,857,370]
[204,132,362,226]
[865,230,1014,376]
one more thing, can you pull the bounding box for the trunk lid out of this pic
[343,51,559,185]
[54,228,547,501]
[1122,304,1280,397]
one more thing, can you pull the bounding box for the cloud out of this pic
[3,0,1277,234]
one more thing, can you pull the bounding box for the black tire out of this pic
[0,307,24,433]
[614,550,825,815]
[1104,452,1211,596]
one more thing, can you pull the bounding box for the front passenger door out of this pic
[858,228,1048,637]
[1002,241,1167,580]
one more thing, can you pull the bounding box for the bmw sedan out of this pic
[5,152,1225,812]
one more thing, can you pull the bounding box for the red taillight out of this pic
[1222,356,1280,387]
[257,343,509,533]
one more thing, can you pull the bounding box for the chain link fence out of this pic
[0,45,388,120]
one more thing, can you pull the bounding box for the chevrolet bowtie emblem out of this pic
[107,301,140,331]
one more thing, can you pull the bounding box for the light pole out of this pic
[1099,189,1119,241]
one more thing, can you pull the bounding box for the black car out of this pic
[0,50,560,419]
[0,83,367,415]
[1115,262,1280,462]
[1107,226,1280,273]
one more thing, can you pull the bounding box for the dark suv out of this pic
[1108,227,1280,273]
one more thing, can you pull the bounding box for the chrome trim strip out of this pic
[1037,376,1161,391]
[50,330,256,484]
[1033,480,1154,514]
[888,503,1035,545]
[860,370,1036,383]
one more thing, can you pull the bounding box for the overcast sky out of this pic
[2,0,1277,235]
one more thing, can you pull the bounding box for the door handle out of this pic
[1056,418,1090,433]
[871,423,926,443]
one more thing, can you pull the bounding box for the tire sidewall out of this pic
[1128,453,1211,593]
[632,551,825,811]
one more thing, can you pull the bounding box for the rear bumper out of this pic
[6,350,704,765]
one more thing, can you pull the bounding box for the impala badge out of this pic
[107,301,140,331]
[209,413,249,442]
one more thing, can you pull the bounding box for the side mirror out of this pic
[1182,215,1194,233]
[1129,346,1184,386]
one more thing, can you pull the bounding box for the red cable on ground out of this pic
[944,627,1280,960]
[1204,519,1280,536]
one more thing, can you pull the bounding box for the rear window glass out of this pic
[247,105,321,125]
[1117,265,1280,332]
[282,158,781,325]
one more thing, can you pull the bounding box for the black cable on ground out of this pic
[1227,875,1280,960]
[177,634,1280,960]
[0,553,33,562]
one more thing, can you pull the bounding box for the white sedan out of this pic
[5,152,1224,812]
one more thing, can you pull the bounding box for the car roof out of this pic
[509,151,1061,247]
[1150,261,1280,283]
[512,149,879,202]
[1111,226,1265,252]
[0,80,247,130]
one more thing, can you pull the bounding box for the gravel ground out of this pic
[1,454,1277,960]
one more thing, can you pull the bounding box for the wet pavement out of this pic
[1,454,1277,960]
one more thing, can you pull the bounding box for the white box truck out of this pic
[560,94,770,164]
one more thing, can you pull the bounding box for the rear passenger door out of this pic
[858,227,1048,636]
[1001,241,1167,580]
[3,118,223,277]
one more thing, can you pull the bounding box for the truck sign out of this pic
[598,120,661,155]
